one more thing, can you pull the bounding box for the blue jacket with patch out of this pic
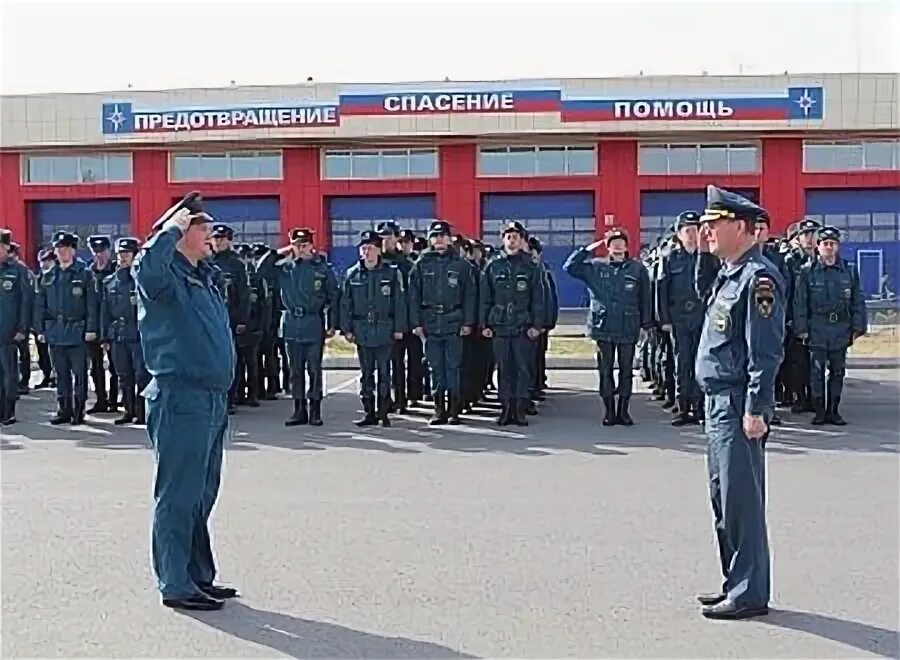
[34,259,98,346]
[793,258,867,351]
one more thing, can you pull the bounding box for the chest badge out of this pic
[624,281,636,291]
[448,272,459,288]
[72,286,83,297]
[1,280,12,291]
[381,284,392,296]
[516,280,527,292]
[314,279,322,291]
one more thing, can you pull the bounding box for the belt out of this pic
[352,312,392,322]
[289,306,308,317]
[54,315,84,322]
[814,311,848,323]
[424,304,460,314]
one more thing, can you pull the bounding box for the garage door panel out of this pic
[199,196,281,246]
[640,189,759,246]
[32,199,131,259]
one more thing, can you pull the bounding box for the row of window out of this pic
[20,139,900,185]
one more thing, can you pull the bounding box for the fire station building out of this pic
[1,72,898,306]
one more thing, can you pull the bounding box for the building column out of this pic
[281,147,324,244]
[438,144,478,237]
[597,140,639,241]
[0,153,29,260]
[760,137,804,233]
[131,150,172,238]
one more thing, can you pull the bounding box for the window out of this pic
[330,217,436,247]
[321,148,438,179]
[802,140,900,172]
[480,216,595,247]
[638,143,759,174]
[229,220,281,246]
[813,212,900,244]
[477,145,597,176]
[169,151,283,181]
[23,153,134,184]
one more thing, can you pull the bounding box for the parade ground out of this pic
[2,369,898,658]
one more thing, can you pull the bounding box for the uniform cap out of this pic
[817,226,841,242]
[399,229,416,242]
[210,223,234,240]
[236,243,253,258]
[501,220,527,236]
[53,231,79,249]
[754,208,771,227]
[413,236,427,252]
[290,227,315,244]
[115,237,141,253]
[252,243,271,258]
[0,229,11,246]
[357,229,382,248]
[797,218,822,235]
[428,220,452,238]
[88,235,112,252]
[376,221,401,237]
[675,211,702,230]
[527,236,543,254]
[150,191,209,232]
[605,228,629,245]
[700,185,766,223]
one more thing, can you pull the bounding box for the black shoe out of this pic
[769,414,782,426]
[87,399,109,414]
[602,397,616,426]
[662,399,675,410]
[308,399,323,426]
[0,400,15,426]
[113,411,134,426]
[227,407,236,416]
[826,397,847,426]
[525,400,537,416]
[512,399,529,427]
[49,398,72,425]
[671,412,693,427]
[246,399,260,408]
[72,398,86,425]
[36,377,52,389]
[285,399,308,426]
[162,594,224,611]
[790,402,806,414]
[447,394,461,426]
[355,398,378,427]
[617,396,634,426]
[701,600,769,620]
[429,394,448,426]
[497,401,513,427]
[696,592,726,606]
[811,398,827,425]
[199,584,240,599]
[378,398,392,427]
[134,398,147,425]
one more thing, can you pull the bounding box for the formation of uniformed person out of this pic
[379,221,416,413]
[694,185,785,620]
[34,231,98,425]
[0,230,34,425]
[31,249,57,389]
[647,228,679,412]
[231,243,269,407]
[87,235,119,413]
[6,242,35,396]
[408,220,478,425]
[658,211,718,426]
[252,242,282,400]
[100,237,149,425]
[526,236,560,402]
[792,226,867,425]
[339,230,408,427]
[460,238,492,414]
[265,228,339,427]
[209,224,251,414]
[479,221,545,426]
[783,218,821,413]
[564,228,651,426]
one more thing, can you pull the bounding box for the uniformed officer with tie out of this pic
[783,218,821,413]
[35,231,98,425]
[379,221,415,413]
[100,237,149,425]
[0,230,34,425]
[694,185,785,620]
[792,226,867,425]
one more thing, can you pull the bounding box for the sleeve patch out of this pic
[753,275,776,318]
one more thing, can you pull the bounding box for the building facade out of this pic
[1,73,898,306]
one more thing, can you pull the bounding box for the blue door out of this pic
[200,196,280,247]
[32,199,131,261]
[805,188,900,303]
[327,195,436,277]
[481,192,595,308]
[640,189,759,247]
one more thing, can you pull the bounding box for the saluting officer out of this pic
[266,228,339,427]
[339,230,407,427]
[87,235,119,413]
[658,211,717,426]
[35,232,98,425]
[793,226,866,425]
[100,237,149,425]
[480,221,545,427]
[210,224,251,414]
[0,230,34,425]
[378,221,415,413]
[564,228,651,426]
[783,218,821,413]
[694,186,785,620]
[408,220,477,425]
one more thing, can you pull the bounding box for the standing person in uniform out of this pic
[480,221,545,427]
[233,243,266,408]
[252,243,280,400]
[0,231,34,425]
[264,228,338,427]
[527,236,559,402]
[792,226,866,425]
[408,220,477,425]
[100,237,149,425]
[379,221,414,413]
[564,228,651,426]
[32,249,57,389]
[87,235,119,414]
[340,230,407,427]
[694,186,785,620]
[8,243,34,396]
[398,229,425,405]
[658,212,716,426]
[34,232,98,426]
[135,194,237,612]
[783,218,821,413]
[210,224,251,414]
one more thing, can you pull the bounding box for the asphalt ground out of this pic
[2,369,898,658]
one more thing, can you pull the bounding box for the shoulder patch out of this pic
[753,274,776,319]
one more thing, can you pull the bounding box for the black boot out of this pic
[617,396,634,426]
[72,397,86,425]
[378,397,392,427]
[87,396,109,414]
[308,399,323,426]
[811,398,827,425]
[429,393,448,426]
[447,394,461,426]
[671,397,692,426]
[602,397,616,426]
[512,399,529,426]
[114,391,134,426]
[355,398,378,427]
[285,399,308,426]
[827,397,847,426]
[662,398,675,410]
[0,399,15,426]
[134,396,146,425]
[49,397,72,425]
[525,399,537,416]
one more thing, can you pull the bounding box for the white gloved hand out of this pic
[162,208,193,234]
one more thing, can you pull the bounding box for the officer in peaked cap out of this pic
[0,229,34,425]
[399,229,416,257]
[339,229,407,427]
[250,242,281,400]
[407,219,477,425]
[792,225,866,426]
[693,185,785,620]
[133,191,236,611]
[86,234,119,415]
[378,220,416,413]
[35,230,98,425]
[233,239,270,408]
[479,219,545,426]
[525,235,559,404]
[100,237,149,425]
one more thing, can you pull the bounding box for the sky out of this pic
[0,0,897,95]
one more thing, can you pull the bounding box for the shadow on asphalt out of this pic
[185,601,475,658]
[9,376,898,456]
[761,608,899,658]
